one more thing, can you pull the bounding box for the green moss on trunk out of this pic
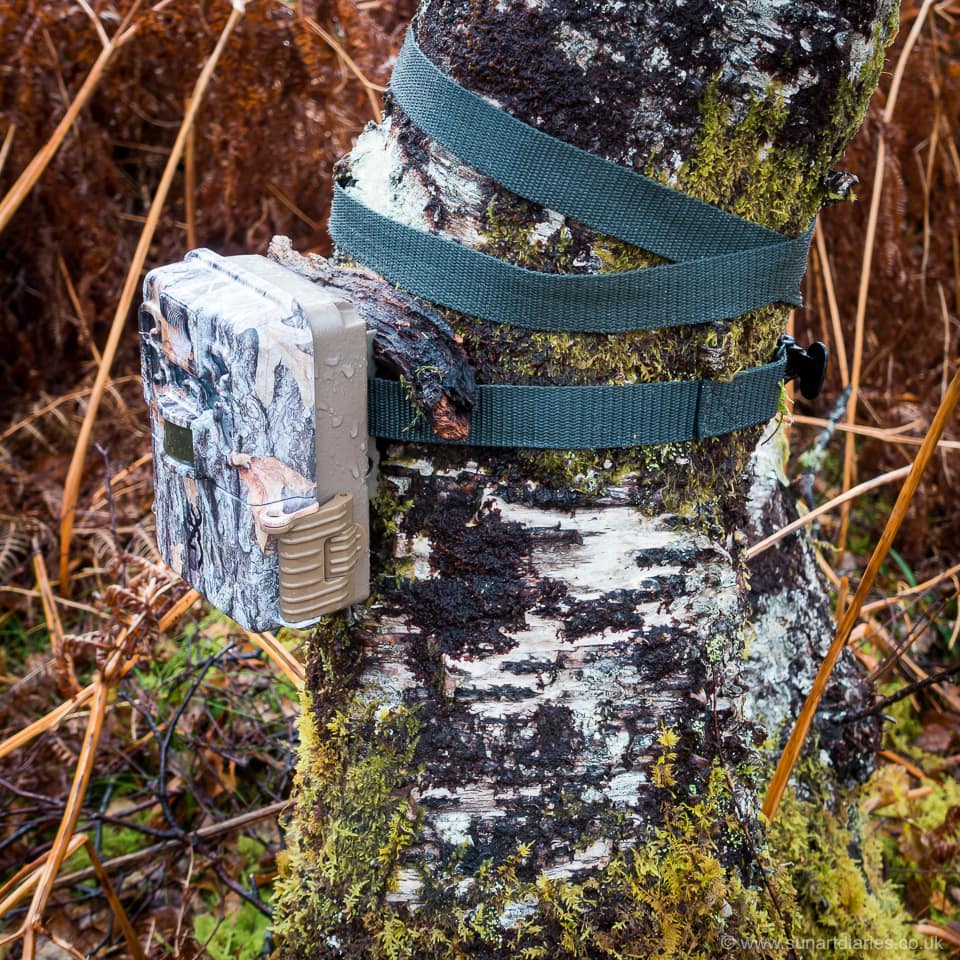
[274,614,423,951]
[275,761,928,959]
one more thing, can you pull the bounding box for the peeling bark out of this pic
[269,236,476,439]
[273,0,897,954]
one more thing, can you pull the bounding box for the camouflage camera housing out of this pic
[140,250,370,632]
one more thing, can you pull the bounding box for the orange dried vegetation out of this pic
[0,0,412,405]
[805,6,960,569]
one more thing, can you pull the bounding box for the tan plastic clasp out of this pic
[257,492,367,625]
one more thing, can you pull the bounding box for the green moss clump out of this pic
[371,474,416,584]
[817,12,900,164]
[195,898,272,960]
[678,89,814,232]
[271,614,423,954]
[768,792,926,960]
[858,682,960,919]
[274,760,931,959]
[479,191,577,273]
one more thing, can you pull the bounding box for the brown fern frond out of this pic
[0,518,32,581]
[127,516,161,564]
[101,583,149,620]
[81,527,120,570]
[121,549,171,587]
[47,736,79,768]
[899,803,960,913]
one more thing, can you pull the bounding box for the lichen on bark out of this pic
[272,0,900,955]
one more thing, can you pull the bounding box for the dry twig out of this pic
[764,364,960,820]
[59,5,247,592]
[54,801,288,889]
[838,0,939,551]
[860,561,960,615]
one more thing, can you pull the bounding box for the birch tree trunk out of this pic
[272,1,899,955]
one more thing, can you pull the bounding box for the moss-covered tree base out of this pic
[275,743,930,959]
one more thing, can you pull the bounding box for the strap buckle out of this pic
[777,336,828,400]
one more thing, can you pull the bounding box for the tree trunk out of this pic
[272,1,899,955]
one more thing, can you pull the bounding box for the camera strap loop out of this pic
[390,30,809,264]
[331,185,812,334]
[368,359,788,449]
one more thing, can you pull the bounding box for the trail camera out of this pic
[140,250,370,632]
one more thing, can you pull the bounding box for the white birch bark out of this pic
[273,0,898,951]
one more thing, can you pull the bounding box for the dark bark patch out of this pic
[385,470,569,665]
[408,577,532,656]
[417,0,717,167]
[628,628,700,684]
[561,583,686,641]
[746,487,808,597]
[417,0,888,168]
[818,649,883,785]
[530,703,586,764]
[634,543,701,568]
[413,698,640,871]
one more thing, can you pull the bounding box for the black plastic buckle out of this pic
[777,336,828,400]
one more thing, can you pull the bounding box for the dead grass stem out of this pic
[58,5,246,592]
[747,464,912,560]
[0,583,201,954]
[764,364,960,820]
[0,1,143,236]
[792,414,960,450]
[814,221,850,387]
[838,0,939,551]
[300,12,385,121]
[246,631,306,688]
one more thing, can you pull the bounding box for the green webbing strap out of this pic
[390,29,809,263]
[329,29,814,333]
[349,28,807,446]
[332,185,809,334]
[369,358,787,448]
